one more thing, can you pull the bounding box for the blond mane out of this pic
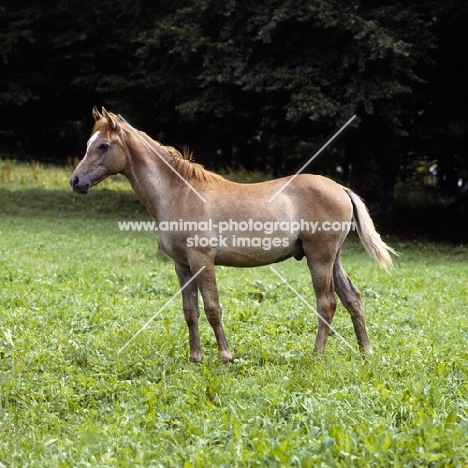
[165,146,224,183]
[92,114,224,184]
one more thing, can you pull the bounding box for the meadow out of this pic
[1,161,467,467]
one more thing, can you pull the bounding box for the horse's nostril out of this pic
[70,174,90,194]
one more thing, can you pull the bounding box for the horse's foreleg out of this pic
[175,263,202,363]
[192,263,232,364]
[333,258,373,354]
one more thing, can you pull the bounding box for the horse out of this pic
[70,107,397,363]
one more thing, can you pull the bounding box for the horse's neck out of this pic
[122,136,175,221]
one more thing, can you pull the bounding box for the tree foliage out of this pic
[0,0,467,221]
[133,2,436,160]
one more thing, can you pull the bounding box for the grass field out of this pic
[1,161,468,467]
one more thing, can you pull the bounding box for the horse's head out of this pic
[70,107,127,194]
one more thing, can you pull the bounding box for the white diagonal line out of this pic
[268,115,356,202]
[117,266,206,355]
[268,265,358,354]
[118,114,207,203]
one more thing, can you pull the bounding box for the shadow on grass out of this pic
[0,188,148,220]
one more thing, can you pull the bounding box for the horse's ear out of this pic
[102,107,121,131]
[92,106,103,122]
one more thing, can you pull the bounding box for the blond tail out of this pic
[343,187,398,271]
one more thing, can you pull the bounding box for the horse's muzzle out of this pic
[70,175,90,194]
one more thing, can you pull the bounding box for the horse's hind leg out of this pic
[312,273,337,354]
[333,251,373,354]
[304,249,337,354]
[175,263,203,363]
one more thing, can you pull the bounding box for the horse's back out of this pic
[277,174,353,221]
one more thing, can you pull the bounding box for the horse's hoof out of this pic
[219,350,233,364]
[189,353,203,364]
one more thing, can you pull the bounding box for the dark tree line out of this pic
[1,0,468,228]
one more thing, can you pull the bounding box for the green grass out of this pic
[1,161,468,467]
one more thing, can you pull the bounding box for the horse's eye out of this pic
[99,143,110,150]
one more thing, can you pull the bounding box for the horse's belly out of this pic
[213,235,301,267]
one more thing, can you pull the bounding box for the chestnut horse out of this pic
[70,107,396,363]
